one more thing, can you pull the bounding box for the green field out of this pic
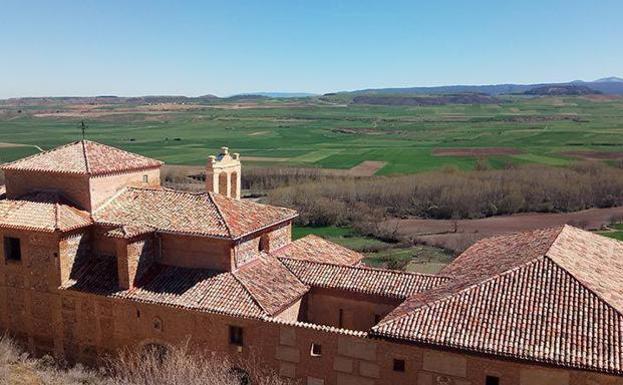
[1,95,623,174]
[293,225,453,273]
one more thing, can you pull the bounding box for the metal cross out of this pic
[80,121,87,140]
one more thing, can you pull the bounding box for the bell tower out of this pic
[205,147,241,199]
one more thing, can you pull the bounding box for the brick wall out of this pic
[59,231,91,285]
[89,167,160,209]
[116,235,155,289]
[303,288,401,331]
[158,233,232,270]
[4,170,91,210]
[234,222,292,268]
[0,228,62,355]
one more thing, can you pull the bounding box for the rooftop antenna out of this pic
[79,120,87,140]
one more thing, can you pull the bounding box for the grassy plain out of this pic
[1,95,623,174]
[292,225,453,273]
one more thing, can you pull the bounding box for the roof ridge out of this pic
[275,255,309,291]
[53,202,60,231]
[544,253,623,319]
[231,270,270,316]
[80,140,90,174]
[375,256,549,330]
[279,256,449,279]
[207,192,233,238]
[438,225,565,277]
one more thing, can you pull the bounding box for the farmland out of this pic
[1,94,623,174]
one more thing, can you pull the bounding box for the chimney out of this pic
[205,146,241,199]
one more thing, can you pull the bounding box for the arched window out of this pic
[219,172,229,196]
[230,172,238,198]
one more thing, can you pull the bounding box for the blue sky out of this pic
[1,0,621,98]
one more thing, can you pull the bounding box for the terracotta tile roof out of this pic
[61,254,310,319]
[93,187,296,239]
[2,140,162,176]
[373,225,623,375]
[272,235,365,265]
[233,255,308,316]
[61,257,265,318]
[0,192,92,232]
[280,258,448,299]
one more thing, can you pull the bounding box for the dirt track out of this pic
[560,151,623,160]
[387,206,623,252]
[433,147,522,157]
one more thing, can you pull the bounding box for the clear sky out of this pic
[1,0,621,98]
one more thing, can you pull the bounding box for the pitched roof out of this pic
[373,225,623,375]
[1,140,162,176]
[280,258,448,299]
[93,187,297,239]
[272,235,365,265]
[61,254,309,319]
[233,255,308,316]
[61,257,262,318]
[0,192,92,232]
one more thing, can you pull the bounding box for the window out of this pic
[142,174,149,183]
[374,314,383,324]
[4,237,21,262]
[229,326,244,346]
[486,376,500,385]
[393,359,405,372]
[310,343,322,357]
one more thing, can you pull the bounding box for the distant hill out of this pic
[346,77,623,96]
[524,84,601,96]
[0,95,219,106]
[236,92,318,98]
[594,77,623,83]
[352,93,501,106]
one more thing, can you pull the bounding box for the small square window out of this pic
[142,174,149,183]
[310,343,322,357]
[229,325,244,346]
[4,237,21,262]
[393,359,405,372]
[486,376,500,385]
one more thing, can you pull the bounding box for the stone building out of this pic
[0,140,622,385]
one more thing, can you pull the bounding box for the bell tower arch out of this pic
[205,146,241,199]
